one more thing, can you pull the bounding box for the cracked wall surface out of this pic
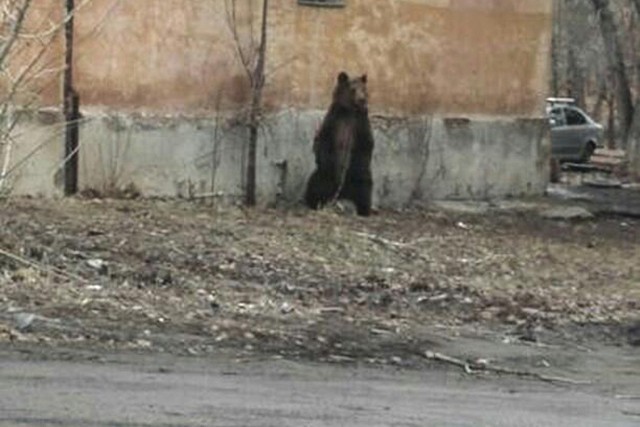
[6,0,553,203]
[63,0,551,116]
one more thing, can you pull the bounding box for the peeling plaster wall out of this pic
[7,112,65,198]
[5,0,553,203]
[273,0,552,116]
[67,0,552,116]
[9,112,549,206]
[1,2,64,106]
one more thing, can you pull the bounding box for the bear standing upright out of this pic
[304,72,374,216]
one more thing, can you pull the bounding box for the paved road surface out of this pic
[1,352,638,427]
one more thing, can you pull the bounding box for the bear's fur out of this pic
[304,72,374,216]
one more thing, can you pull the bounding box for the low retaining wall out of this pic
[9,110,550,207]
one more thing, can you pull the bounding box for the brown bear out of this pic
[304,72,374,216]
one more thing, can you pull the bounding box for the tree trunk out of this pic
[627,0,640,178]
[244,0,268,207]
[590,0,635,145]
[567,47,585,106]
[629,102,640,180]
[607,93,616,149]
[551,0,563,97]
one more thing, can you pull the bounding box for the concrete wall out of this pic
[7,111,66,197]
[9,111,549,206]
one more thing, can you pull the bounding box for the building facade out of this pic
[9,0,553,205]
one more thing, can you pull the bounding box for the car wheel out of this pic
[580,142,596,163]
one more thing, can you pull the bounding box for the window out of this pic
[298,0,346,8]
[564,108,588,126]
[549,108,565,127]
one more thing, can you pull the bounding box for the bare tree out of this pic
[554,0,640,178]
[628,0,640,177]
[224,0,269,207]
[1,0,36,192]
[589,0,635,144]
[0,0,85,194]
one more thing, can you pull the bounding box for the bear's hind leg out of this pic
[353,180,372,216]
[304,170,322,209]
[340,173,372,217]
[305,169,339,210]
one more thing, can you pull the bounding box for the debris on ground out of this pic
[0,198,638,361]
[539,206,594,220]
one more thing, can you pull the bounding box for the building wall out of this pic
[12,111,550,206]
[5,0,553,203]
[68,0,552,116]
[2,1,64,106]
[273,0,552,116]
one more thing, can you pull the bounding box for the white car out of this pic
[546,98,604,163]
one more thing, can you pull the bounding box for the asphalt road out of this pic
[1,351,638,427]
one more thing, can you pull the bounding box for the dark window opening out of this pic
[298,0,346,8]
[564,108,587,126]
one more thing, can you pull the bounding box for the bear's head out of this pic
[333,72,368,112]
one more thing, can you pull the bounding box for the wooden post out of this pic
[63,0,79,196]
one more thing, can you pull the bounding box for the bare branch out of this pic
[224,0,254,84]
[588,0,635,143]
[0,0,34,67]
[425,351,591,386]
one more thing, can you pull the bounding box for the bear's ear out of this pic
[338,72,349,84]
[361,74,367,83]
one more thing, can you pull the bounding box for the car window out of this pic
[549,108,566,127]
[564,108,588,126]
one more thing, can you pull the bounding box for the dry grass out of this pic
[0,197,638,357]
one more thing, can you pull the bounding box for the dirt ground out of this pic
[0,195,639,368]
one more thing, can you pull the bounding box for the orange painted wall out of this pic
[271,0,552,116]
[9,0,552,117]
[73,0,248,112]
[2,1,64,106]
